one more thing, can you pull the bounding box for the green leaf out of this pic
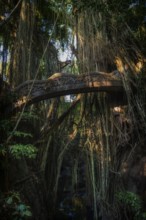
[0,145,6,156]
[6,197,13,205]
[23,210,32,217]
[9,131,33,138]
[18,111,39,121]
[9,144,38,159]
[17,204,26,211]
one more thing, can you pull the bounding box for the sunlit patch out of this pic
[114,57,125,73]
[135,60,143,73]
[14,96,29,107]
[113,106,123,114]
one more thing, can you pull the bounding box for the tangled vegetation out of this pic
[1,0,146,219]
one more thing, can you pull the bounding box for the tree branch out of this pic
[10,72,124,112]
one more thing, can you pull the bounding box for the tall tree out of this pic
[1,1,146,220]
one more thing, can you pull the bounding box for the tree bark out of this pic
[12,72,124,112]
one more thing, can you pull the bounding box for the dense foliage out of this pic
[1,0,146,220]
